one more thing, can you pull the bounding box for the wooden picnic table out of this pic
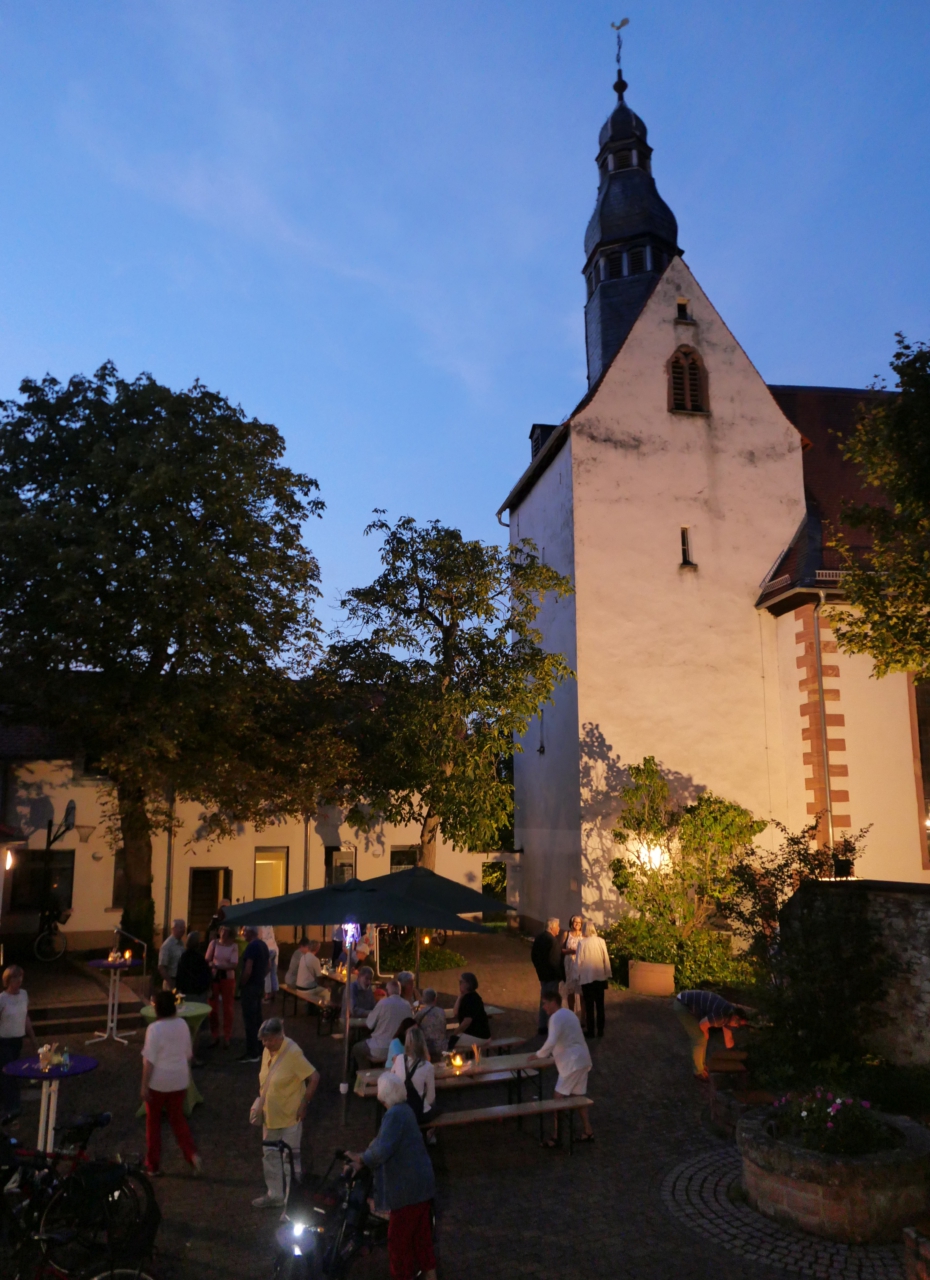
[354,1050,554,1100]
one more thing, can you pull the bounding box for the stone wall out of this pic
[783,879,930,1067]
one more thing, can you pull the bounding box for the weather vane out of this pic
[611,17,629,66]
[611,18,630,100]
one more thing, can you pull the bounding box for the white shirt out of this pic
[0,989,29,1038]
[563,932,583,982]
[158,935,185,979]
[574,936,612,986]
[538,1007,592,1078]
[142,1015,193,1093]
[365,995,413,1052]
[285,950,323,989]
[260,926,279,956]
[391,1054,436,1114]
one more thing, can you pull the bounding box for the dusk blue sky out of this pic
[1,3,927,621]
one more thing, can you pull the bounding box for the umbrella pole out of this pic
[415,927,421,992]
[340,937,355,1126]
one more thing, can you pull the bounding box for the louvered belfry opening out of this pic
[668,346,707,413]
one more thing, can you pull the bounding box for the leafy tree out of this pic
[723,820,869,958]
[830,336,930,677]
[327,515,573,869]
[609,756,766,939]
[0,363,345,944]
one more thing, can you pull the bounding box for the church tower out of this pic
[583,55,681,386]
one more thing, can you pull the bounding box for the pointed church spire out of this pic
[583,27,682,387]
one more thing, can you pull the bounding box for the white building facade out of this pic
[0,753,481,949]
[498,66,930,931]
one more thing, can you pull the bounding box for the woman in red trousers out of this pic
[141,990,202,1176]
[206,925,239,1048]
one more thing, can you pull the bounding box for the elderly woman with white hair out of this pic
[347,1073,437,1280]
[574,921,612,1038]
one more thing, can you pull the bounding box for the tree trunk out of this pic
[117,780,155,950]
[419,809,441,871]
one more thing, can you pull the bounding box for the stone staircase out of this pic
[28,997,144,1038]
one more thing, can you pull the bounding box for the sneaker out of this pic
[237,1053,262,1063]
[252,1193,286,1209]
[190,1154,203,1177]
[142,1165,162,1177]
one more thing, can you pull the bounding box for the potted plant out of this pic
[608,757,765,994]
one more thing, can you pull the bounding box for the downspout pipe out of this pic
[163,787,176,944]
[813,592,835,849]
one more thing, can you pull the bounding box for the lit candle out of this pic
[450,1052,464,1068]
[124,949,132,961]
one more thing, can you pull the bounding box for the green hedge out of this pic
[379,937,467,973]
[604,919,755,990]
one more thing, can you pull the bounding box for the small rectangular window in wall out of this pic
[680,527,696,567]
[324,845,356,886]
[254,846,288,899]
[390,846,418,873]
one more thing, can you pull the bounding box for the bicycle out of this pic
[34,908,69,963]
[1,1113,159,1279]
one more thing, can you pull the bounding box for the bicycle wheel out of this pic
[34,929,66,962]
[40,1167,157,1275]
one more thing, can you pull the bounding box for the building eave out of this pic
[755,581,848,617]
[496,423,570,521]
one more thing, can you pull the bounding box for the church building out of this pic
[497,60,930,931]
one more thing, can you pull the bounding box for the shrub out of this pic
[604,918,755,989]
[379,937,466,973]
[771,1088,899,1156]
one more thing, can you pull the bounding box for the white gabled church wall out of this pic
[511,437,585,929]
[568,259,805,918]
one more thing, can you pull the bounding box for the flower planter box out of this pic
[627,959,675,996]
[737,1109,930,1244]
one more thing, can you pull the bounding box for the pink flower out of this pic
[827,1122,834,1129]
[845,1099,852,1106]
[827,1093,833,1101]
[861,1101,871,1109]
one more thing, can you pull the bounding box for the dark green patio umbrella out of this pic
[219,877,487,1119]
[362,864,507,915]
[218,877,487,932]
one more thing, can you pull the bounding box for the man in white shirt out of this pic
[284,938,323,990]
[158,919,187,988]
[533,984,594,1146]
[352,979,412,1069]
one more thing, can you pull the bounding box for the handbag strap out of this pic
[259,1040,290,1103]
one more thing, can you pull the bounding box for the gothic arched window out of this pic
[667,346,708,413]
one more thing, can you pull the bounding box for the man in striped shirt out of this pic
[674,989,748,1079]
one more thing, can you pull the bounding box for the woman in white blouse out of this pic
[390,1025,436,1139]
[573,922,612,1038]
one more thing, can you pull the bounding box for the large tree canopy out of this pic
[0,362,344,941]
[831,336,930,678]
[326,515,573,869]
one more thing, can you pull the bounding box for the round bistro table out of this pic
[2,1053,98,1152]
[85,958,139,1045]
[136,1002,211,1118]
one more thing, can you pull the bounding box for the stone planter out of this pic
[737,1108,930,1244]
[628,959,675,996]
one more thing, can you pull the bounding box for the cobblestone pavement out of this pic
[9,932,880,1280]
[663,1149,904,1279]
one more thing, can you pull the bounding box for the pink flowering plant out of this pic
[771,1087,898,1156]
